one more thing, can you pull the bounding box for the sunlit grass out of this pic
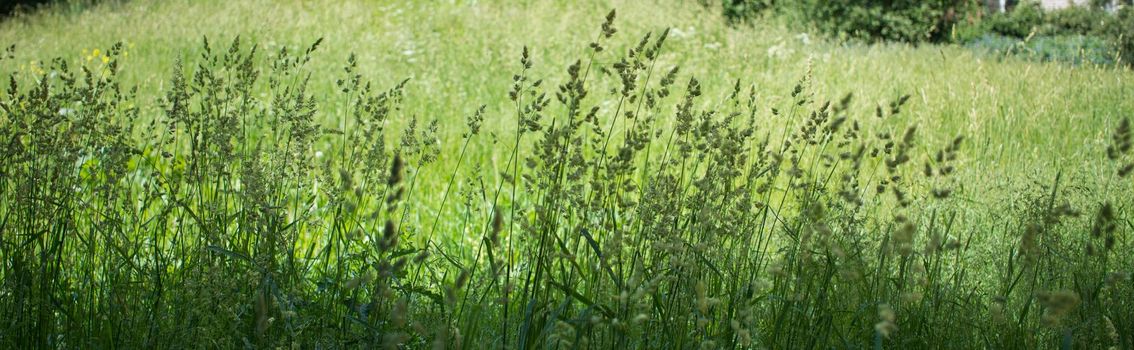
[0,1,1131,348]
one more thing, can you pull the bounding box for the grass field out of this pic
[1,0,1132,348]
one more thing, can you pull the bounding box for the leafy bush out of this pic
[1042,5,1106,35]
[1099,6,1134,64]
[0,0,51,16]
[719,0,775,24]
[718,0,975,43]
[1,0,108,18]
[795,0,971,43]
[985,1,1047,38]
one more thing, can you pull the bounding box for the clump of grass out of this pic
[0,9,1131,349]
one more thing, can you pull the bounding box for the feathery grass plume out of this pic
[1106,117,1130,161]
[602,9,617,38]
[893,216,917,257]
[1036,290,1080,327]
[1103,315,1119,349]
[989,296,1008,324]
[928,135,964,199]
[489,208,503,246]
[1091,202,1117,251]
[1104,271,1129,287]
[387,153,404,201]
[1105,117,1133,178]
[875,303,898,338]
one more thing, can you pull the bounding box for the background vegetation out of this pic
[1,0,1131,348]
[721,0,1134,66]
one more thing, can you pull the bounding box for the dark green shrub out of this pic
[719,0,775,23]
[951,11,995,43]
[985,1,1046,38]
[715,0,976,43]
[1042,6,1106,35]
[1,0,110,18]
[0,0,52,16]
[800,0,943,42]
[1100,6,1134,64]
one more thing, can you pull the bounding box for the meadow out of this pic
[0,0,1131,348]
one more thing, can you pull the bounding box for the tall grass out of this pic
[1,4,1132,350]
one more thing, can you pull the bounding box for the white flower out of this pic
[671,26,696,39]
[797,33,811,45]
[766,43,789,59]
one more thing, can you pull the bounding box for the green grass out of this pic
[2,0,1130,187]
[0,0,1132,348]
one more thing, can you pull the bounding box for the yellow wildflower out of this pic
[28,61,43,75]
[101,55,109,64]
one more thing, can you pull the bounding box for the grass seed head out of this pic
[1036,290,1080,327]
[875,304,898,338]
